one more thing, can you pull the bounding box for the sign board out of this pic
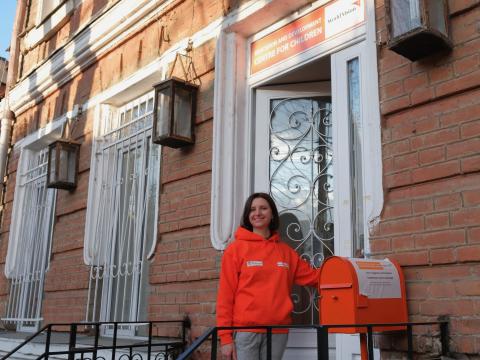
[348,258,402,299]
[250,0,365,74]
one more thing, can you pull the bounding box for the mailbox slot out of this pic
[320,283,352,290]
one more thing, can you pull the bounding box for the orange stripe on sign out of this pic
[355,261,384,270]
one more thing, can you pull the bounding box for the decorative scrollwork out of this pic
[154,350,179,360]
[154,353,165,360]
[268,97,333,324]
[118,353,145,360]
[291,286,315,314]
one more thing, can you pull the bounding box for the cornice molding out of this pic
[8,0,175,115]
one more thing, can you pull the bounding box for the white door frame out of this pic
[210,0,383,251]
[211,1,383,357]
[251,40,381,359]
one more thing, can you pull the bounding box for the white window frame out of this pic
[84,91,161,335]
[36,0,66,24]
[331,41,378,258]
[3,118,67,332]
[25,0,78,49]
[211,0,383,253]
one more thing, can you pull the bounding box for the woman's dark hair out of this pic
[240,192,280,232]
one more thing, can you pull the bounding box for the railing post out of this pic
[211,328,218,360]
[440,321,449,356]
[367,326,374,360]
[93,324,99,360]
[44,324,51,360]
[68,324,77,360]
[266,327,272,360]
[407,324,413,360]
[317,326,329,360]
[148,322,153,359]
[112,323,118,360]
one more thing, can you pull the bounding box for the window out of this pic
[3,147,57,332]
[26,0,76,49]
[84,93,160,331]
[347,58,365,257]
[37,0,66,23]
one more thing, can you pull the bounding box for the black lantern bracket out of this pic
[46,105,83,190]
[169,39,201,86]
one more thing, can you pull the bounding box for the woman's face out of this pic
[249,197,273,232]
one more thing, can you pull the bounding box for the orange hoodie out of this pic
[216,227,320,345]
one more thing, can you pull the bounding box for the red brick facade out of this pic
[0,0,479,358]
[0,0,224,345]
[373,0,480,356]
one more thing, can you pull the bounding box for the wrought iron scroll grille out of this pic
[4,149,56,331]
[269,97,333,324]
[86,93,160,332]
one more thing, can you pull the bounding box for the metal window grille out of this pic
[85,93,159,333]
[3,149,56,332]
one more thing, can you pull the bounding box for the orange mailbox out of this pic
[318,256,408,333]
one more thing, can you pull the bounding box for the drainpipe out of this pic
[0,0,27,197]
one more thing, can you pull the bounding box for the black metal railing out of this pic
[1,319,190,360]
[177,321,449,360]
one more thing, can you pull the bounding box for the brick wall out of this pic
[0,0,224,344]
[151,66,218,350]
[374,0,480,356]
[9,0,479,357]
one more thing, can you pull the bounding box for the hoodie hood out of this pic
[235,226,280,242]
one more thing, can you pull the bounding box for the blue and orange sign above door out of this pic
[250,0,365,74]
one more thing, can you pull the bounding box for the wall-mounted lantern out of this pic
[152,77,198,148]
[46,106,82,190]
[46,139,80,190]
[385,0,452,61]
[152,40,200,148]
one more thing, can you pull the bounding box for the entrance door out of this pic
[255,82,361,359]
[253,40,381,359]
[255,82,333,318]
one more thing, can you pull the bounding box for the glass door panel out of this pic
[269,96,333,324]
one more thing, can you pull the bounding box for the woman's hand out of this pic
[221,342,237,360]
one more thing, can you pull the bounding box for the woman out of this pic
[216,192,320,360]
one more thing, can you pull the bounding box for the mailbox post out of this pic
[318,256,408,359]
